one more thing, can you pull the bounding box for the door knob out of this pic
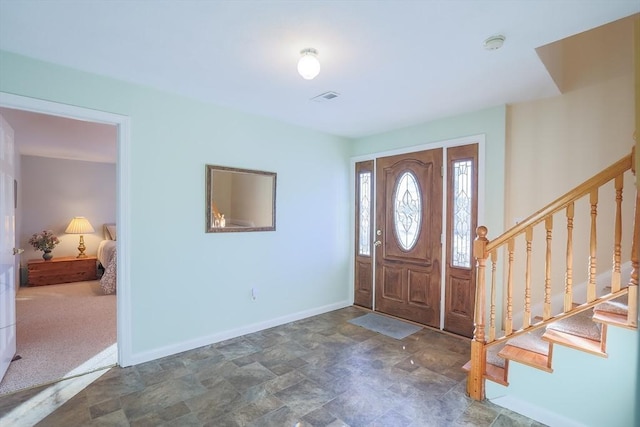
[12,248,24,255]
[374,240,382,247]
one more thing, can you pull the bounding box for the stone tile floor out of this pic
[0,307,546,426]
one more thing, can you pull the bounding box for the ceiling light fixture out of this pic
[483,34,506,51]
[297,48,320,80]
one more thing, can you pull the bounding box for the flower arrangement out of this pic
[28,230,60,252]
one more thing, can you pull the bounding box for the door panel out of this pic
[375,149,442,327]
[444,144,478,337]
[0,113,17,381]
[354,160,374,308]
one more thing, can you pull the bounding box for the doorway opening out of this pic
[0,92,131,395]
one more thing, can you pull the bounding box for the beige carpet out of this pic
[0,280,116,396]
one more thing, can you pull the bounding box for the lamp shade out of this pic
[65,217,95,234]
[297,48,320,80]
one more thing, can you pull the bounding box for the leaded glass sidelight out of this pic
[452,160,473,268]
[358,171,372,256]
[393,171,422,251]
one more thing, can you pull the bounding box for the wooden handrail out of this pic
[486,154,632,251]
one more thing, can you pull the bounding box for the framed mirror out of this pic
[206,165,277,232]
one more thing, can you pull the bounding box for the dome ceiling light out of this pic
[483,34,506,51]
[297,48,320,80]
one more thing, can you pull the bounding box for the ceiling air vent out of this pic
[311,91,340,102]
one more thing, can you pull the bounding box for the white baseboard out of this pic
[490,395,586,427]
[127,300,352,366]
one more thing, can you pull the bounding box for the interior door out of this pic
[0,113,17,381]
[354,160,374,309]
[374,149,442,327]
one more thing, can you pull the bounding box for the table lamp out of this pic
[65,216,95,258]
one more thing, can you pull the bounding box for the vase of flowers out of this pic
[28,230,60,260]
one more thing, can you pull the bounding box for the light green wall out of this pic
[0,50,352,357]
[351,105,507,247]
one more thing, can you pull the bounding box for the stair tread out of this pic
[505,328,549,356]
[594,294,628,316]
[542,328,607,358]
[592,310,635,330]
[486,342,506,368]
[498,344,552,373]
[546,310,601,341]
[462,357,508,386]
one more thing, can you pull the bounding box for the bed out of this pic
[98,223,117,294]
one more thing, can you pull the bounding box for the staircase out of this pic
[463,147,638,411]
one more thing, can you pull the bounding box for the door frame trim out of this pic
[350,134,486,330]
[0,92,133,366]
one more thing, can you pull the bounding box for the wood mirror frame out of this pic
[205,165,276,233]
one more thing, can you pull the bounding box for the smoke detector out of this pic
[483,35,505,50]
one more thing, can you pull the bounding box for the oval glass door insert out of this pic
[393,171,422,250]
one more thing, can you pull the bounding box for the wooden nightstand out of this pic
[27,256,97,286]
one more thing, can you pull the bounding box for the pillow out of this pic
[106,224,117,241]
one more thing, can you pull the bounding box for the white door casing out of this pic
[0,113,17,381]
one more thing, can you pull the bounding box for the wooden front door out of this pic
[374,149,443,327]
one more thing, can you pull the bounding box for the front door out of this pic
[0,113,17,381]
[374,149,443,327]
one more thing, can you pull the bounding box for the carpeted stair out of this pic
[593,294,631,329]
[462,291,633,387]
[462,340,509,386]
[543,309,606,357]
[499,327,552,372]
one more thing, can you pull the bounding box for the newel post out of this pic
[467,226,489,400]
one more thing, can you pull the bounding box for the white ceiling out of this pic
[0,107,117,164]
[0,1,638,161]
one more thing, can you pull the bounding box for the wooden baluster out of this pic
[544,216,553,320]
[628,189,638,327]
[468,226,489,400]
[506,238,514,335]
[611,175,623,292]
[523,227,532,328]
[489,249,497,342]
[564,202,574,312]
[588,189,598,302]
